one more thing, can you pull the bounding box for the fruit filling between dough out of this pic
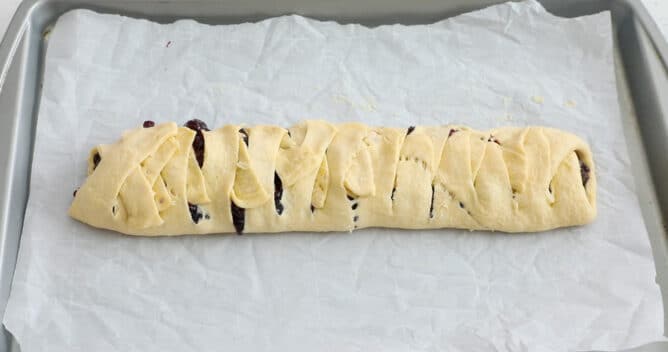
[184,119,209,168]
[274,172,284,215]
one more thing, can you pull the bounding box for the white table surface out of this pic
[644,0,668,39]
[0,0,18,41]
[0,0,667,41]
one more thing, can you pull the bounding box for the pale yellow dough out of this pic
[68,121,597,235]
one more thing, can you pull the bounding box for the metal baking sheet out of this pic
[0,0,666,351]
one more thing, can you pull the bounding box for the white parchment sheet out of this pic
[3,1,664,351]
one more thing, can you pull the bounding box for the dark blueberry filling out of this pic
[231,202,245,235]
[143,120,155,128]
[184,118,210,132]
[310,205,315,213]
[487,135,501,145]
[192,136,205,167]
[73,189,78,197]
[92,153,101,170]
[349,196,359,224]
[406,126,415,135]
[188,202,204,224]
[239,128,249,146]
[459,202,464,209]
[448,129,459,137]
[274,172,284,215]
[184,119,210,168]
[111,205,117,215]
[579,159,590,187]
[429,184,435,218]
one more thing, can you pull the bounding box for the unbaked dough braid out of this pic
[68,120,596,235]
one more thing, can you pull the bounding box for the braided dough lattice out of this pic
[69,120,596,235]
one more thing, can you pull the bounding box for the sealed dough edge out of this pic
[68,120,597,235]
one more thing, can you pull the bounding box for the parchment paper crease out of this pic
[3,1,664,351]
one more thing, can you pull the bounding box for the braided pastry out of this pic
[68,119,596,235]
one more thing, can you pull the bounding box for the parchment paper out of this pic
[3,1,664,351]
